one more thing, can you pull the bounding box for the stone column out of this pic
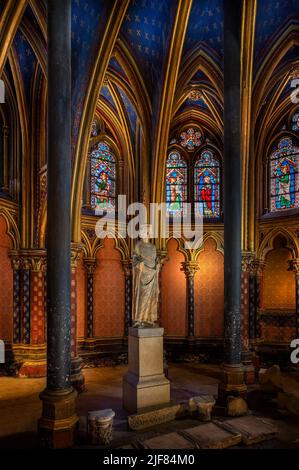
[11,256,22,344]
[220,0,246,400]
[70,244,85,392]
[122,260,132,337]
[39,0,78,448]
[182,261,199,340]
[84,257,97,338]
[156,249,168,325]
[289,259,299,338]
[241,253,256,384]
[255,259,266,339]
[2,124,9,192]
[10,251,47,377]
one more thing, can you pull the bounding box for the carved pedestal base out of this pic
[38,389,78,448]
[218,364,247,405]
[123,327,170,414]
[70,356,85,393]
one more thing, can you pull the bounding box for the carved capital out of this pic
[156,250,169,268]
[10,250,47,272]
[83,257,97,275]
[122,260,132,277]
[71,243,83,268]
[181,261,199,278]
[288,259,299,275]
[241,252,256,273]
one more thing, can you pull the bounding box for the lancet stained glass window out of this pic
[195,150,220,218]
[270,137,299,212]
[166,151,187,215]
[90,142,116,211]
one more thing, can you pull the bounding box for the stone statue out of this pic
[132,229,161,328]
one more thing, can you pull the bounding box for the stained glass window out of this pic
[90,142,116,211]
[166,151,187,216]
[194,150,220,218]
[180,128,202,151]
[270,137,299,212]
[292,111,299,132]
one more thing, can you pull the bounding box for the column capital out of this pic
[255,259,266,276]
[288,258,299,274]
[122,259,132,277]
[241,252,256,273]
[83,257,97,274]
[10,250,47,272]
[181,261,199,278]
[71,243,83,268]
[156,250,169,268]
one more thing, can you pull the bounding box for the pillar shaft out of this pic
[46,0,72,392]
[39,0,77,448]
[223,0,242,366]
[122,260,132,337]
[84,258,97,338]
[182,262,199,339]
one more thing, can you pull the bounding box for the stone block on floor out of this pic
[140,432,195,449]
[180,422,242,449]
[218,415,278,445]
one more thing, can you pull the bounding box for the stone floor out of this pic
[0,363,298,448]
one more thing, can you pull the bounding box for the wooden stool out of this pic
[87,409,115,445]
[189,395,216,421]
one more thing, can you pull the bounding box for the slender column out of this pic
[2,124,9,192]
[70,244,85,392]
[255,259,266,339]
[289,259,299,338]
[10,251,47,377]
[84,258,97,338]
[182,261,199,339]
[39,0,77,448]
[122,260,132,336]
[241,253,256,384]
[220,0,246,399]
[11,257,21,344]
[156,250,169,325]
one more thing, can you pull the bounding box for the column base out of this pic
[38,388,78,448]
[218,364,247,405]
[70,356,85,393]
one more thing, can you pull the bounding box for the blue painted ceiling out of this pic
[254,0,299,65]
[13,30,37,107]
[184,0,223,59]
[120,0,176,92]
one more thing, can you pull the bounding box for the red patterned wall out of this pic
[77,257,86,338]
[195,238,224,337]
[263,247,295,310]
[161,239,187,336]
[0,216,13,341]
[93,238,125,337]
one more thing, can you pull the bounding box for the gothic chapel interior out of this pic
[0,0,299,450]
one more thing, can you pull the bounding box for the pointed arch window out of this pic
[194,149,221,218]
[90,141,116,211]
[166,151,187,215]
[270,137,299,212]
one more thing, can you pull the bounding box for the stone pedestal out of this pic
[123,327,170,414]
[87,409,115,446]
